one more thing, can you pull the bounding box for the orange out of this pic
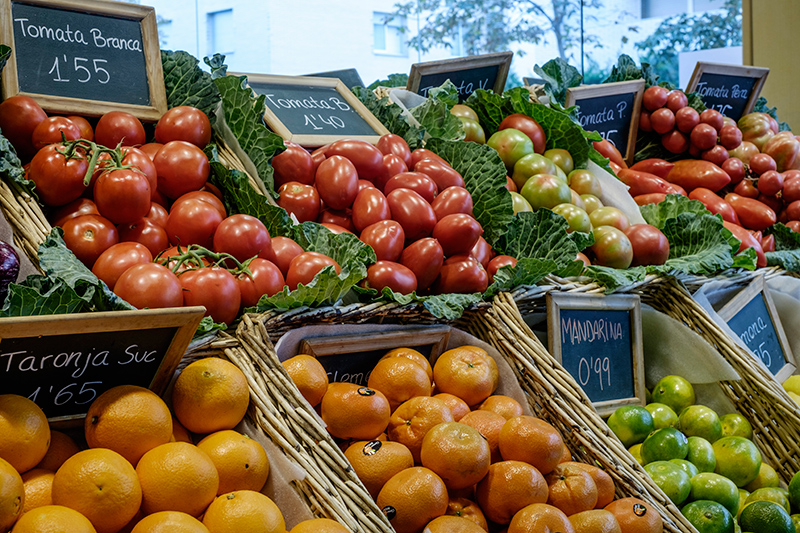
[569,462,616,509]
[344,440,413,500]
[387,396,454,463]
[420,422,490,491]
[434,393,470,422]
[423,515,486,533]
[84,385,172,466]
[196,430,269,495]
[604,497,662,533]
[0,456,24,531]
[507,503,576,533]
[478,395,524,420]
[367,357,432,411]
[498,416,564,475]
[117,508,144,533]
[432,347,499,407]
[289,517,352,532]
[130,510,209,532]
[559,443,573,463]
[51,448,142,533]
[10,504,97,533]
[446,498,488,531]
[282,354,329,407]
[475,460,548,525]
[36,431,79,472]
[376,467,449,533]
[201,490,285,533]
[0,394,50,473]
[172,357,250,434]
[545,461,598,516]
[20,468,53,514]
[171,417,193,444]
[459,410,506,463]
[321,383,391,441]
[135,442,219,517]
[381,347,434,382]
[569,509,622,533]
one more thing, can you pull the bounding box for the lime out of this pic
[783,376,800,396]
[682,500,735,533]
[628,443,643,464]
[791,514,800,532]
[646,387,652,404]
[672,458,699,479]
[789,469,800,513]
[646,402,679,429]
[641,427,689,464]
[713,436,762,488]
[688,436,717,473]
[740,489,752,516]
[739,500,796,533]
[607,405,654,448]
[651,375,696,414]
[745,463,781,492]
[721,413,754,440]
[645,460,692,506]
[746,488,792,516]
[678,405,723,443]
[689,472,740,517]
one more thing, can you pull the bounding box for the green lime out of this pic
[689,472,740,517]
[607,405,655,448]
[628,443,643,465]
[791,514,800,532]
[646,402,679,429]
[672,459,699,479]
[721,413,754,440]
[646,387,652,404]
[789,470,800,513]
[713,436,762,488]
[745,463,781,492]
[681,500,734,533]
[740,489,752,516]
[651,375,696,414]
[746,488,792,516]
[688,436,717,473]
[678,405,723,443]
[641,427,689,465]
[645,460,692,506]
[739,500,796,533]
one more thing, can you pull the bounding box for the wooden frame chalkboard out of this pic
[0,0,167,121]
[407,51,513,102]
[0,306,205,426]
[232,73,389,147]
[565,79,645,166]
[716,276,795,382]
[546,293,645,417]
[685,61,769,120]
[305,68,364,90]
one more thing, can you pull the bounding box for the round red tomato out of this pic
[164,197,223,248]
[315,155,359,210]
[237,258,286,307]
[325,139,384,181]
[28,144,90,206]
[431,186,473,220]
[352,188,391,232]
[320,222,352,234]
[366,261,417,294]
[32,116,81,150]
[399,237,444,291]
[497,114,546,154]
[432,213,483,257]
[0,95,46,160]
[432,257,488,294]
[377,134,412,167]
[121,147,158,199]
[591,226,633,269]
[50,198,99,228]
[93,168,152,225]
[386,188,437,241]
[140,142,164,160]
[213,214,272,262]
[177,190,227,219]
[179,266,241,324]
[487,255,517,283]
[95,111,146,147]
[359,220,405,262]
[286,252,341,291]
[113,262,183,309]
[154,140,210,199]
[146,202,169,228]
[154,106,212,147]
[277,182,320,223]
[67,116,94,141]
[270,236,304,276]
[91,241,153,290]
[623,224,670,266]
[272,142,315,186]
[117,218,170,257]
[62,214,119,268]
[643,86,668,111]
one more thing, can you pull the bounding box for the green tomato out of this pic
[510,191,533,214]
[511,153,558,190]
[581,194,604,214]
[544,148,574,174]
[552,203,592,233]
[592,225,633,269]
[487,128,535,172]
[450,104,479,121]
[568,169,603,197]
[520,174,572,210]
[589,206,630,231]
[458,116,486,144]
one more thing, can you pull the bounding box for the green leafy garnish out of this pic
[367,73,409,91]
[498,210,592,269]
[765,223,800,270]
[533,57,582,107]
[355,286,482,321]
[160,50,220,120]
[352,86,426,150]
[0,45,10,76]
[754,96,792,132]
[484,257,559,298]
[603,54,659,87]
[640,195,709,229]
[410,81,465,142]
[582,265,647,292]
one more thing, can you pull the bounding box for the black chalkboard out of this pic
[306,68,364,90]
[407,51,513,103]
[418,64,500,101]
[686,62,769,121]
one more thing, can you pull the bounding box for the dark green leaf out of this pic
[204,53,228,78]
[754,96,792,132]
[765,223,800,270]
[533,58,582,106]
[640,194,709,229]
[0,133,29,191]
[367,73,409,91]
[195,316,227,336]
[411,82,465,142]
[582,265,646,292]
[498,210,589,271]
[160,50,220,120]
[0,45,11,75]
[354,285,482,320]
[352,86,426,150]
[603,54,659,87]
[291,222,376,268]
[658,213,741,274]
[484,257,559,298]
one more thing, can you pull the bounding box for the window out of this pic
[642,0,726,19]
[373,12,406,56]
[207,9,234,56]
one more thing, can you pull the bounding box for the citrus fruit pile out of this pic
[0,357,351,533]
[284,345,664,533]
[608,374,799,533]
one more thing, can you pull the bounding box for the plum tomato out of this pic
[400,237,444,291]
[270,236,304,277]
[179,266,241,324]
[690,123,718,151]
[591,226,633,269]
[113,262,184,309]
[0,95,47,160]
[458,117,486,144]
[91,241,153,290]
[650,108,676,135]
[319,210,355,232]
[62,214,119,268]
[359,219,405,262]
[320,222,352,234]
[497,114,546,154]
[315,155,359,210]
[154,140,210,199]
[643,86,668,111]
[487,128,535,171]
[384,172,438,203]
[409,148,448,169]
[699,109,725,132]
[567,169,602,197]
[413,158,464,191]
[469,236,493,268]
[723,220,766,267]
[50,198,99,228]
[431,186,474,220]
[272,142,316,187]
[386,188,437,241]
[165,197,224,248]
[286,251,341,290]
[237,258,286,307]
[278,182,321,223]
[326,139,384,181]
[432,257,488,294]
[757,170,784,196]
[589,206,630,231]
[749,153,777,176]
[377,134,412,168]
[29,144,90,206]
[117,217,169,257]
[213,214,272,263]
[32,116,81,150]
[724,193,777,230]
[154,106,212,147]
[365,261,418,294]
[374,153,409,191]
[623,224,670,266]
[758,193,782,214]
[666,91,688,112]
[352,187,391,232]
[487,255,517,283]
[95,111,146,147]
[432,213,483,257]
[675,106,700,134]
[520,174,571,210]
[93,168,152,225]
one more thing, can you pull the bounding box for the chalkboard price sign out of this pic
[565,80,645,166]
[0,306,204,424]
[0,0,167,121]
[685,62,769,121]
[306,68,364,90]
[407,51,513,103]
[717,276,795,381]
[546,293,645,416]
